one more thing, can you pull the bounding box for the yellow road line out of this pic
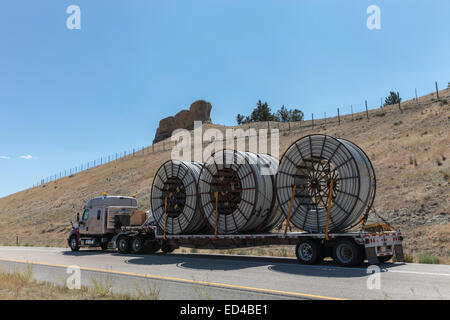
[0,257,347,300]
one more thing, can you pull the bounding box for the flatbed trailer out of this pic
[114,225,404,267]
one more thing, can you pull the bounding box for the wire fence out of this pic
[29,80,447,190]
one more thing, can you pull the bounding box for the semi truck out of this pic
[67,194,404,267]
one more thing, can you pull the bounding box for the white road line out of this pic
[386,270,450,277]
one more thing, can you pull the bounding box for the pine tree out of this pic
[250,100,276,122]
[236,114,245,125]
[276,105,290,122]
[290,109,304,122]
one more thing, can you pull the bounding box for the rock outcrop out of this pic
[153,100,212,144]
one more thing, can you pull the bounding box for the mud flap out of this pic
[394,244,404,262]
[365,247,379,264]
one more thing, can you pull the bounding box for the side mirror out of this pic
[77,212,80,222]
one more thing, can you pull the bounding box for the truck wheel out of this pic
[161,242,174,253]
[131,236,144,254]
[332,239,364,267]
[295,239,324,265]
[146,241,161,253]
[69,235,80,252]
[378,255,393,263]
[117,236,130,254]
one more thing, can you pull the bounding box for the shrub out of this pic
[418,254,440,264]
[400,254,414,263]
[384,92,401,106]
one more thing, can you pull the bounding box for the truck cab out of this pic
[68,195,140,251]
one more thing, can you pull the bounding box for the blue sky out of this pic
[0,0,449,198]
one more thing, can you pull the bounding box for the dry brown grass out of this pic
[0,89,448,261]
[0,266,160,300]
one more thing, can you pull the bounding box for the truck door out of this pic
[79,209,90,235]
[87,207,104,235]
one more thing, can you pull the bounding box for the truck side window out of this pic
[97,209,101,220]
[82,209,89,221]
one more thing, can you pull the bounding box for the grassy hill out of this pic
[0,89,448,262]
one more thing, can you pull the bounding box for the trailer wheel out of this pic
[295,239,324,265]
[332,239,364,267]
[117,236,130,254]
[146,241,161,253]
[131,236,144,254]
[69,235,80,252]
[378,255,392,263]
[161,242,174,253]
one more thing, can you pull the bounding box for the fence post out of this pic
[397,92,403,113]
[324,112,327,128]
[311,113,314,130]
[415,88,418,103]
[351,105,354,121]
[337,108,340,125]
[365,100,369,120]
[435,81,440,100]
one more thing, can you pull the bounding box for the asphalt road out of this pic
[0,246,449,300]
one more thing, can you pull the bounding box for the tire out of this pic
[100,242,109,251]
[161,242,174,253]
[295,239,324,265]
[69,235,80,252]
[146,241,161,253]
[131,236,145,254]
[378,255,393,263]
[117,236,130,254]
[332,239,364,267]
